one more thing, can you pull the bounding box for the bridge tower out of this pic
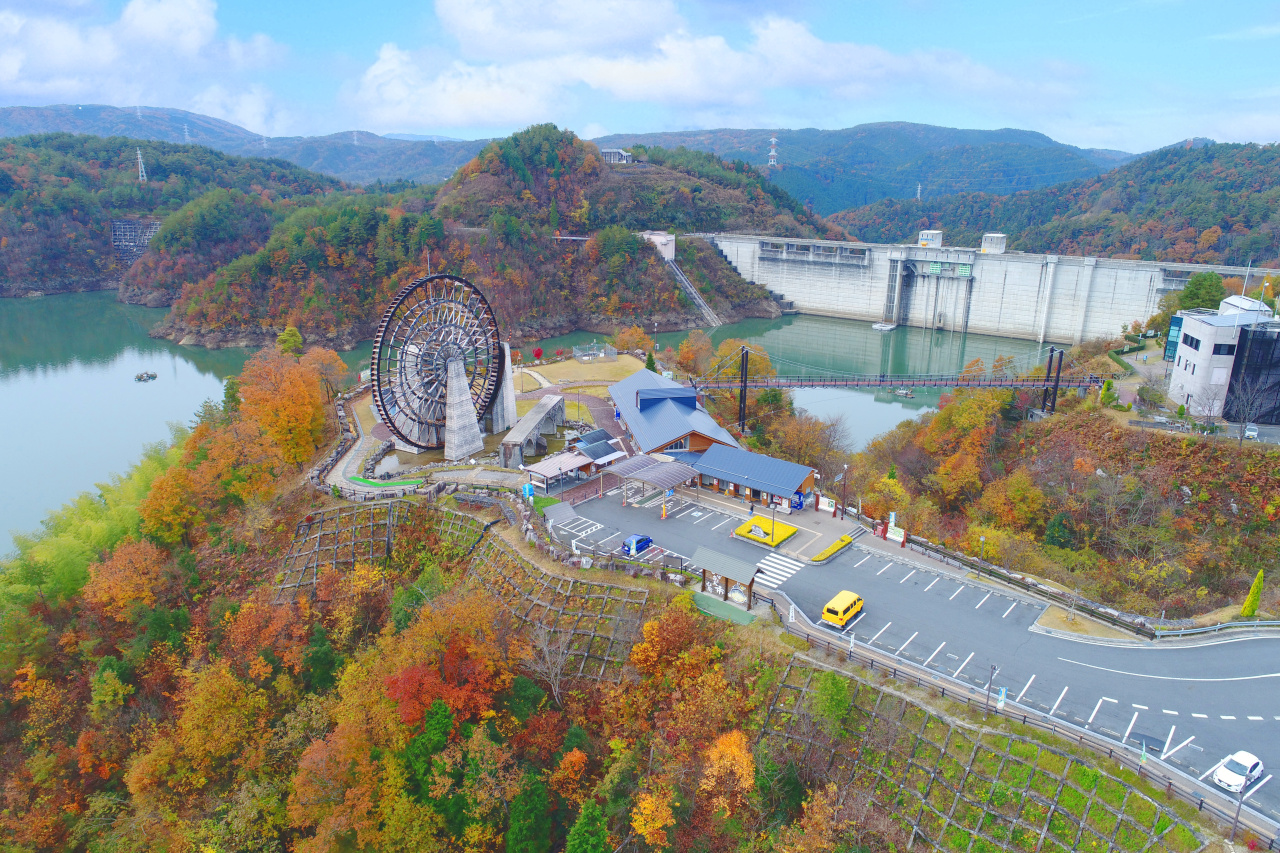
[767,135,778,167]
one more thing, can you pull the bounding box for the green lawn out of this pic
[532,495,561,516]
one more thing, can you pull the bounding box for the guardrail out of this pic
[750,585,1280,848]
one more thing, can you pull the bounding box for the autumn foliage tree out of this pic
[83,538,170,621]
[238,348,327,467]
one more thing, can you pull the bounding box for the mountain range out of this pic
[2,105,1154,212]
[0,104,487,186]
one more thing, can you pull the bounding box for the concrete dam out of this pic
[711,232,1266,345]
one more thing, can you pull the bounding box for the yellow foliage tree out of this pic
[613,325,655,353]
[631,786,677,849]
[698,729,755,816]
[239,348,326,467]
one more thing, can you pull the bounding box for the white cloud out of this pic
[1210,23,1280,40]
[352,9,1072,132]
[434,0,679,61]
[0,0,289,133]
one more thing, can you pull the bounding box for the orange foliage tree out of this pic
[239,348,328,467]
[83,538,170,621]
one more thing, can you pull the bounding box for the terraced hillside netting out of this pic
[760,661,1205,853]
[465,537,649,683]
[273,500,491,603]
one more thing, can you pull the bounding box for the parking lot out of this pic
[552,493,1280,820]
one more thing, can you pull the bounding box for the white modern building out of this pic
[1168,296,1273,418]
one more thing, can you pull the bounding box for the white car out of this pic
[1213,751,1264,794]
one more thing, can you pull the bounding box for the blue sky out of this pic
[3,0,1279,151]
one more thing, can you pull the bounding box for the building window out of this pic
[1181,333,1201,351]
[1176,356,1181,366]
[664,438,688,451]
[1212,343,1237,356]
[1192,363,1196,375]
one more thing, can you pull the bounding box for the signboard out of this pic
[996,687,1006,710]
[957,264,972,277]
[928,261,942,274]
[666,489,674,498]
[614,407,621,421]
[886,525,905,542]
[819,496,835,511]
[889,511,897,526]
[1164,316,1183,361]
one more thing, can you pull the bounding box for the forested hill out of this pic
[435,124,836,238]
[0,133,342,295]
[830,142,1280,267]
[0,104,487,186]
[161,126,789,348]
[594,122,1135,215]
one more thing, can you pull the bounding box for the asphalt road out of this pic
[565,491,1280,823]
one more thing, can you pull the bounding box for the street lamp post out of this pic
[841,463,849,521]
[979,535,987,563]
[984,664,997,719]
[1230,786,1246,842]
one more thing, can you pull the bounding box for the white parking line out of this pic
[975,592,991,609]
[1123,711,1139,742]
[1163,735,1195,761]
[877,562,893,575]
[1192,713,1208,718]
[1221,715,1237,720]
[1163,709,1179,715]
[1050,686,1069,716]
[899,569,916,584]
[675,506,698,518]
[1132,704,1148,710]
[1159,725,1175,758]
[1249,715,1265,721]
[1016,674,1036,702]
[923,642,946,668]
[924,577,938,592]
[711,517,734,530]
[949,586,964,601]
[953,652,975,679]
[1245,775,1274,801]
[854,555,870,568]
[869,622,892,644]
[897,632,918,654]
[1200,756,1230,780]
[1002,601,1017,618]
[1088,696,1117,724]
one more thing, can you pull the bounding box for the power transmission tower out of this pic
[917,182,921,200]
[135,105,142,119]
[183,124,191,144]
[352,131,359,145]
[136,148,147,182]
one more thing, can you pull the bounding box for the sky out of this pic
[2,0,1279,152]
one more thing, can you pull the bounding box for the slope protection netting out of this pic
[760,660,1205,853]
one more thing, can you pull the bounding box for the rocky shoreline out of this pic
[150,297,783,351]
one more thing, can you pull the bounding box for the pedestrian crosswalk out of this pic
[755,552,804,588]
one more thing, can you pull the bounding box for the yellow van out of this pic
[821,590,864,628]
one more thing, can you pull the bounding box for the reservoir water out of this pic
[1,293,1048,556]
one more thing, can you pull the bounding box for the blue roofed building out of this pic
[608,369,738,455]
[693,443,816,510]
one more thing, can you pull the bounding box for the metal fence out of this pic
[573,342,617,363]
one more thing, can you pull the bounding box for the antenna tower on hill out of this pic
[767,134,778,167]
[136,148,147,182]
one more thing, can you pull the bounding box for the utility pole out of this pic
[984,664,998,719]
[841,463,849,521]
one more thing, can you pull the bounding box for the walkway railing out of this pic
[694,372,1108,391]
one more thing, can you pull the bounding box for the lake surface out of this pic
[0,294,1050,556]
[0,293,369,557]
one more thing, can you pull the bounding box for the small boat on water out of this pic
[135,371,157,382]
[894,388,914,399]
[872,322,897,332]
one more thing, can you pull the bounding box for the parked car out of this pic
[623,534,653,557]
[1212,751,1264,793]
[1244,423,1260,440]
[821,590,864,629]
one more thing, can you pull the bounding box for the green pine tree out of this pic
[565,799,609,853]
[507,775,552,853]
[1241,569,1265,618]
[645,351,657,372]
[277,325,303,355]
